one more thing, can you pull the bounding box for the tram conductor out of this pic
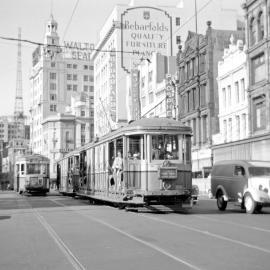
[112,151,123,192]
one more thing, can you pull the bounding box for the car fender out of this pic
[215,185,228,201]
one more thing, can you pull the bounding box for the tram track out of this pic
[22,195,86,270]
[138,213,270,254]
[49,196,270,256]
[48,197,202,270]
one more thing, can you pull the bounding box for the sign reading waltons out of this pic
[121,7,172,73]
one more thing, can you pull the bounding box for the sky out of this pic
[0,0,244,117]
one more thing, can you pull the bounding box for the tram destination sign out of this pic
[158,167,177,179]
[121,7,172,73]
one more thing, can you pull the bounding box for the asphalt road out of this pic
[0,191,270,270]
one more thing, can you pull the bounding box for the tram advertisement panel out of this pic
[121,7,172,73]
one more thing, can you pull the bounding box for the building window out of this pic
[222,87,226,109]
[242,113,246,138]
[73,64,77,69]
[50,94,56,101]
[83,85,88,92]
[89,65,94,70]
[141,96,146,107]
[83,65,88,70]
[83,75,88,81]
[149,92,154,104]
[227,85,231,108]
[67,84,72,91]
[141,77,145,88]
[240,78,245,101]
[50,72,56,80]
[67,74,72,80]
[223,120,227,142]
[176,36,181,44]
[50,104,57,112]
[192,118,196,145]
[200,84,206,107]
[199,53,206,73]
[202,116,207,143]
[73,74,77,81]
[251,53,265,84]
[81,110,85,117]
[148,71,153,82]
[81,135,85,145]
[176,17,180,26]
[51,62,55,68]
[235,81,239,103]
[236,115,240,140]
[228,118,232,141]
[81,124,85,132]
[253,96,266,130]
[89,86,94,92]
[73,85,77,91]
[67,64,72,68]
[89,75,94,82]
[186,61,190,80]
[50,82,56,90]
[250,17,256,46]
[257,11,264,41]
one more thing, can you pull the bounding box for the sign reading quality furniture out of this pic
[121,7,172,73]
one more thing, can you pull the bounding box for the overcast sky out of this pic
[0,0,244,117]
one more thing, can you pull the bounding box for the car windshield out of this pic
[249,167,270,177]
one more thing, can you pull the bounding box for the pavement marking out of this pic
[50,199,202,270]
[194,215,270,233]
[139,214,270,254]
[34,210,86,270]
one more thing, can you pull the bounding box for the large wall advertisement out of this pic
[121,7,172,74]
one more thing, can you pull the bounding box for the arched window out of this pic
[250,17,256,46]
[257,11,264,41]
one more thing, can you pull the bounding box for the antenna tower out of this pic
[14,27,24,120]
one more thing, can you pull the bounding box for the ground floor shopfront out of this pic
[212,133,270,162]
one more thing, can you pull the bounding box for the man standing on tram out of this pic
[112,151,123,193]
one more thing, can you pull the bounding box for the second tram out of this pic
[15,154,50,195]
[58,118,193,210]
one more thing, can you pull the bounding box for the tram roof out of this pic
[104,117,192,138]
[16,154,50,163]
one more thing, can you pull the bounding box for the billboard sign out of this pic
[121,7,172,73]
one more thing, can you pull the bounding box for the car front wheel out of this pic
[217,191,227,211]
[244,193,256,214]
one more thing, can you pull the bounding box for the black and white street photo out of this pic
[0,0,270,269]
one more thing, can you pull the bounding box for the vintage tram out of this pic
[58,118,193,210]
[15,154,50,195]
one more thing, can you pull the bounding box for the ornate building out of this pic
[177,21,244,176]
[30,15,94,179]
[212,0,270,162]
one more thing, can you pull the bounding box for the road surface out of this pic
[0,191,270,270]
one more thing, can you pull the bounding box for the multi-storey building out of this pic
[42,92,92,179]
[29,15,94,178]
[214,36,249,145]
[132,52,176,119]
[212,0,270,162]
[91,4,185,137]
[177,21,244,176]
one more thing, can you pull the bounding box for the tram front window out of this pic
[27,164,41,174]
[152,135,179,160]
[128,135,143,160]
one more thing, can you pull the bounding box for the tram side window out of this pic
[152,135,179,160]
[128,135,143,160]
[109,141,115,168]
[21,164,25,175]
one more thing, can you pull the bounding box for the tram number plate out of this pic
[158,167,177,179]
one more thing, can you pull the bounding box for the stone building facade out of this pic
[177,21,244,175]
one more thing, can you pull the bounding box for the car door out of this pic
[231,165,247,201]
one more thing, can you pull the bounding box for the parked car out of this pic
[210,160,270,214]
